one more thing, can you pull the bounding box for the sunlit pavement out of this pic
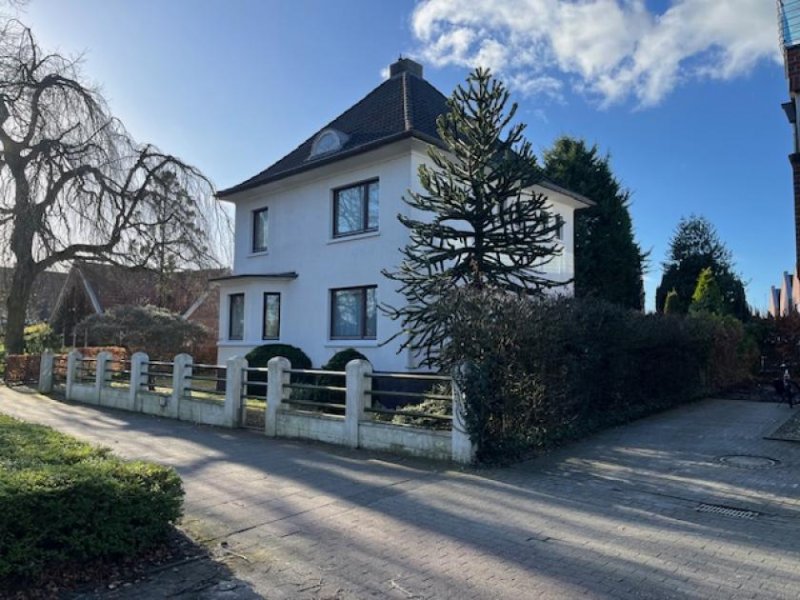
[2,387,799,599]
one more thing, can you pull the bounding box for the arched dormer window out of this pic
[309,128,348,159]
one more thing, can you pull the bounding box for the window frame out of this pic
[332,179,379,238]
[262,292,281,340]
[329,285,377,340]
[252,207,269,253]
[228,293,245,341]
[554,214,565,241]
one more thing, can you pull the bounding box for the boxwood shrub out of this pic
[0,415,183,581]
[244,343,312,396]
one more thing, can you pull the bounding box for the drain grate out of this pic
[718,455,779,469]
[697,503,761,520]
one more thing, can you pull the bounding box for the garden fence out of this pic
[37,350,473,463]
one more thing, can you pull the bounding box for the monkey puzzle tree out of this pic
[0,21,228,353]
[383,68,562,365]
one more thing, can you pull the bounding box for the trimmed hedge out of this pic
[0,415,183,580]
[440,291,758,463]
[245,343,312,396]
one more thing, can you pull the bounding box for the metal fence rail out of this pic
[365,371,453,427]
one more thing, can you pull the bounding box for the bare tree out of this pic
[0,20,229,353]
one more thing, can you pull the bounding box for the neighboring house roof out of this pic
[218,58,449,197]
[0,268,68,325]
[50,261,229,324]
[218,58,593,208]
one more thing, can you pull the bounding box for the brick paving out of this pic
[2,388,799,599]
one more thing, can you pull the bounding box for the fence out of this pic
[37,350,473,463]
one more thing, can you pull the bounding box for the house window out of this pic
[333,180,378,237]
[554,214,565,241]
[229,293,244,341]
[252,208,269,253]
[262,293,280,340]
[330,286,377,340]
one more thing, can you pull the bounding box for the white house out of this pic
[214,58,592,371]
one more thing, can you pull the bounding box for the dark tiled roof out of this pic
[70,262,229,315]
[218,71,450,197]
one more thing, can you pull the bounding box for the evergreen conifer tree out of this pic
[384,68,562,365]
[543,137,646,310]
[690,267,725,315]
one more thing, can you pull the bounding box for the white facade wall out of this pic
[217,139,581,371]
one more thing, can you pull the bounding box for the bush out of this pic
[311,349,368,406]
[0,414,183,581]
[23,323,60,354]
[439,290,757,463]
[76,305,207,360]
[245,343,311,396]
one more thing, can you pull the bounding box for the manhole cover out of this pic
[718,455,779,469]
[697,503,761,520]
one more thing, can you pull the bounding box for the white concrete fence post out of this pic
[129,352,149,411]
[225,356,247,428]
[345,359,372,449]
[451,376,475,464]
[38,349,54,394]
[94,351,112,404]
[65,349,82,400]
[265,356,291,437]
[171,353,193,419]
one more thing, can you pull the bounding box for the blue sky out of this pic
[17,0,789,311]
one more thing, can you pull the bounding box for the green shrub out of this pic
[311,349,368,407]
[76,305,206,360]
[245,343,312,370]
[22,323,60,354]
[439,290,757,463]
[0,415,183,581]
[244,343,311,396]
[0,342,5,379]
[321,348,368,372]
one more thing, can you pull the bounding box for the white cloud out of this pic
[411,0,781,107]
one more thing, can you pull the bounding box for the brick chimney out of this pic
[389,57,423,79]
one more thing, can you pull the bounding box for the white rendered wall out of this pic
[218,139,581,370]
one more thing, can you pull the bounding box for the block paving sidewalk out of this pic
[1,388,799,599]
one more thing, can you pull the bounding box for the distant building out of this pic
[50,261,227,359]
[769,1,800,316]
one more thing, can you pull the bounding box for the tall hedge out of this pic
[0,415,183,580]
[440,290,757,462]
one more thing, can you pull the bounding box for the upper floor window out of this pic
[252,207,269,253]
[333,180,379,237]
[553,214,565,241]
[229,293,244,341]
[330,285,376,340]
[262,292,280,340]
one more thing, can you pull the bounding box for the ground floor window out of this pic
[263,292,280,339]
[229,293,244,340]
[330,286,376,340]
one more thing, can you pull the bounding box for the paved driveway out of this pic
[1,388,799,599]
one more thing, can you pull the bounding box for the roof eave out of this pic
[538,179,595,208]
[217,130,445,199]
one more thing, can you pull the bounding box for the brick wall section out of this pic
[791,153,800,273]
[787,46,800,94]
[5,355,41,384]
